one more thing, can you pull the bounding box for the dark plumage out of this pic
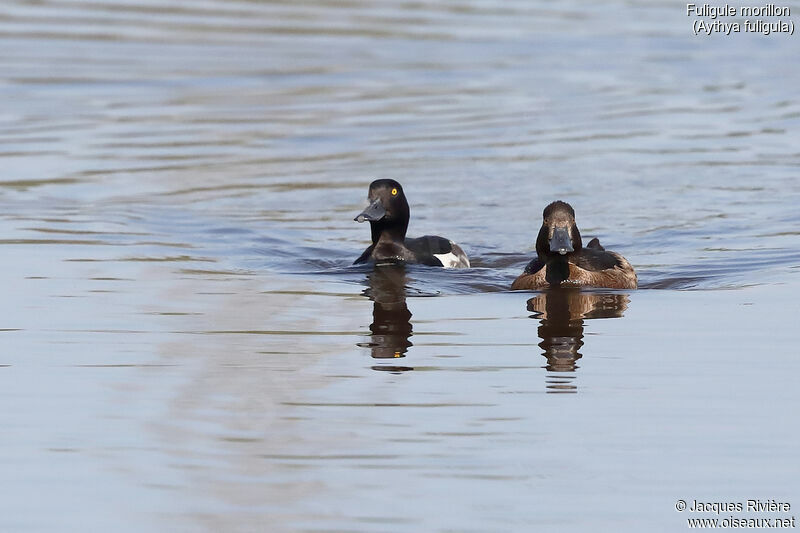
[354,179,470,268]
[511,201,637,290]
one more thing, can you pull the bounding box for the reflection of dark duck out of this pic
[527,290,629,391]
[511,201,637,290]
[354,179,470,268]
[359,266,413,361]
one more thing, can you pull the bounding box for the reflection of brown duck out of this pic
[527,290,629,392]
[357,266,414,371]
[512,201,637,290]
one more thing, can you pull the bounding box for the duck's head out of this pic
[536,201,583,258]
[355,179,410,241]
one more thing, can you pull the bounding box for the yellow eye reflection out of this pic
[391,188,398,196]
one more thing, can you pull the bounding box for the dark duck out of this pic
[354,179,470,268]
[511,201,637,290]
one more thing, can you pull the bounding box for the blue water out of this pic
[1,1,798,531]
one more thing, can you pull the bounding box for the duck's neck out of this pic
[371,221,407,245]
[543,254,571,285]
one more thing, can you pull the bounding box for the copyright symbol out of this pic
[676,499,687,512]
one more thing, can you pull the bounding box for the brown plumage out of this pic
[511,201,637,290]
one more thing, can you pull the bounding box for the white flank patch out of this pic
[434,241,470,268]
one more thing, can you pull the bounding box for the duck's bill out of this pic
[549,227,574,255]
[355,198,386,223]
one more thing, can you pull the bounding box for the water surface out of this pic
[1,1,799,531]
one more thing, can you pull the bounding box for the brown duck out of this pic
[511,201,637,290]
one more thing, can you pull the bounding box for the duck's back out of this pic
[406,235,470,268]
[573,245,622,272]
[572,240,637,288]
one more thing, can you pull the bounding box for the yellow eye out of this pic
[391,188,398,196]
